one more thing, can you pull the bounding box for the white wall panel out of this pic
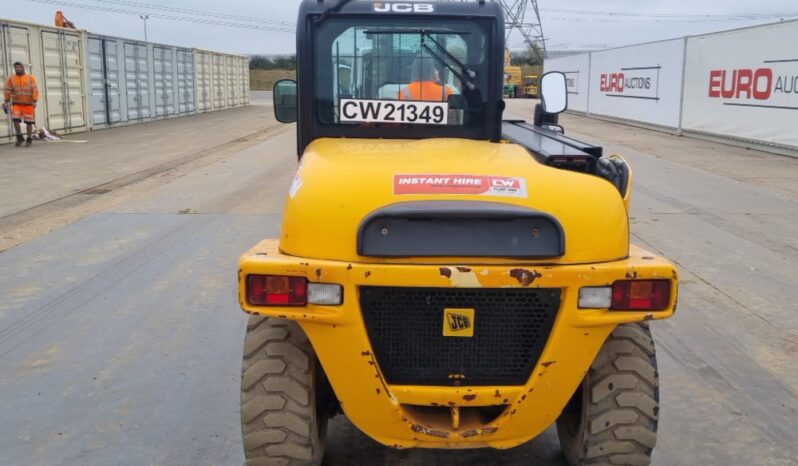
[587,39,685,128]
[544,53,590,112]
[682,20,798,148]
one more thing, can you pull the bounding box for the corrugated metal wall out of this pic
[2,17,250,143]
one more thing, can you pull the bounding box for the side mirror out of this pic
[540,72,568,114]
[273,79,298,123]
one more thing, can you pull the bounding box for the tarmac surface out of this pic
[0,93,796,465]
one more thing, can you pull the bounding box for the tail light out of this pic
[611,279,671,310]
[248,275,307,306]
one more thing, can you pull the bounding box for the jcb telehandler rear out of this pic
[237,1,678,465]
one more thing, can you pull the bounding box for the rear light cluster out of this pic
[578,279,671,311]
[247,275,342,306]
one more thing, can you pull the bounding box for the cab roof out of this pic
[299,0,503,19]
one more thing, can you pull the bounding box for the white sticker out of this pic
[288,170,303,199]
[340,99,448,125]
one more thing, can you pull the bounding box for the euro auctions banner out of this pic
[588,39,686,128]
[682,20,798,148]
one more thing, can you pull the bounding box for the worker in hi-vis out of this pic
[3,62,40,147]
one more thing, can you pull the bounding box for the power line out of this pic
[540,8,798,22]
[86,0,292,26]
[21,0,295,32]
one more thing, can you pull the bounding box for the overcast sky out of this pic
[1,0,796,55]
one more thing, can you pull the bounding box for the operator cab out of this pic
[274,0,507,155]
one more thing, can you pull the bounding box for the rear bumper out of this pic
[238,240,678,449]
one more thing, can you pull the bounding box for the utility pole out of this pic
[495,0,546,60]
[140,14,149,42]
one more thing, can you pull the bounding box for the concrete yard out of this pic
[0,94,796,465]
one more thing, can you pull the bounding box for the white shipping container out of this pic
[2,21,38,141]
[153,45,176,117]
[242,57,250,105]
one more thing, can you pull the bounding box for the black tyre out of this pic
[556,322,660,466]
[241,316,328,466]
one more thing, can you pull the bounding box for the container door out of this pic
[104,39,122,124]
[183,50,195,113]
[196,52,209,111]
[226,56,238,107]
[62,32,85,130]
[41,31,67,131]
[177,49,195,114]
[124,42,150,120]
[1,24,9,139]
[154,46,175,116]
[212,54,224,109]
[87,37,107,126]
[2,24,33,138]
[242,58,250,105]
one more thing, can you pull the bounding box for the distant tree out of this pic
[249,55,297,70]
[510,44,543,66]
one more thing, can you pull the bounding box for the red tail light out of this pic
[248,275,307,306]
[611,280,671,310]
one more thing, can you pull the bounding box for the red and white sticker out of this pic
[394,174,527,198]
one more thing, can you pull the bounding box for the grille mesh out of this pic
[359,286,561,386]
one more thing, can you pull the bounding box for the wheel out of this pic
[241,316,330,466]
[556,322,659,466]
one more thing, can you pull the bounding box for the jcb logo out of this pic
[374,2,435,13]
[443,308,475,337]
[448,314,470,331]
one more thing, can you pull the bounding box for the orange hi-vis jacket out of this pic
[398,81,453,102]
[4,73,40,105]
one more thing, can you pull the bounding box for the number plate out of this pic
[340,99,449,125]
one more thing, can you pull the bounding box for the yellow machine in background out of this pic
[523,74,539,98]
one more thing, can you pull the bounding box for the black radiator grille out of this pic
[359,286,561,386]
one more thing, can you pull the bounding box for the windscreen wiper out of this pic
[363,29,477,90]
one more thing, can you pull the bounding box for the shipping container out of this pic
[4,16,246,144]
[2,19,89,143]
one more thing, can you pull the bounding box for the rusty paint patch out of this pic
[509,268,542,287]
[456,266,472,273]
[521,394,527,401]
[502,398,509,404]
[462,394,477,401]
[482,427,498,435]
[346,264,353,270]
[461,430,479,438]
[625,270,638,279]
[411,424,449,439]
[361,350,392,401]
[439,267,452,278]
[494,389,501,398]
[643,313,654,321]
[447,401,456,407]
[541,360,556,368]
[376,388,381,395]
[364,271,371,278]
[315,268,322,279]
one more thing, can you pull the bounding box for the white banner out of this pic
[544,53,590,112]
[682,20,798,148]
[587,39,685,128]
